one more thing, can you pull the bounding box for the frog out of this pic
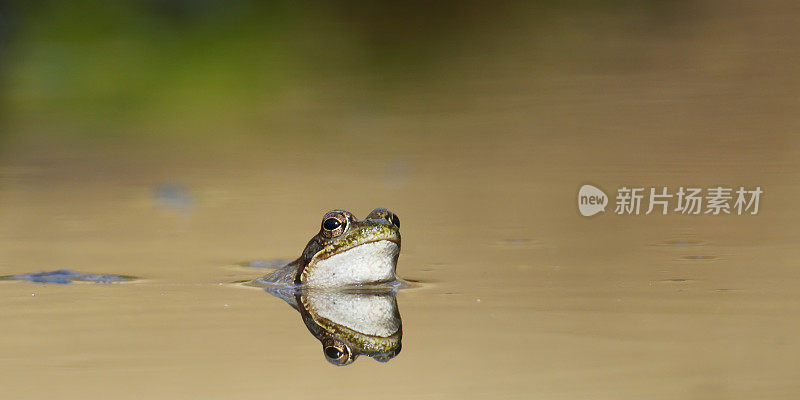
[251,208,403,365]
[254,208,402,288]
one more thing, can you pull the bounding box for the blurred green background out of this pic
[0,1,697,146]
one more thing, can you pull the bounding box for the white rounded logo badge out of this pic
[578,184,608,217]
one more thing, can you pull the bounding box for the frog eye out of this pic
[322,339,353,366]
[321,212,348,238]
[366,208,400,228]
[389,213,400,228]
[323,218,341,230]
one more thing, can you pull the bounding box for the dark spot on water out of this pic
[153,182,195,212]
[0,269,136,284]
[657,278,696,283]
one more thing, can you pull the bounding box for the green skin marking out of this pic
[315,223,399,261]
[259,208,401,287]
[299,222,400,284]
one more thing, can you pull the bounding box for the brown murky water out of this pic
[2,1,800,399]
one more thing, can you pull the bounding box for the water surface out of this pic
[1,1,800,399]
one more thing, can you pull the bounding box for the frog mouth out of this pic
[301,240,400,287]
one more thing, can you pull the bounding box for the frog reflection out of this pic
[262,286,402,366]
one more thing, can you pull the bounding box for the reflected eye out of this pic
[321,212,348,238]
[322,339,352,366]
[324,346,343,359]
[389,213,400,228]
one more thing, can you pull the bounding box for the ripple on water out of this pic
[679,255,718,261]
[491,238,541,249]
[654,239,708,247]
[0,269,137,284]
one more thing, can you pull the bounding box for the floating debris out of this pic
[1,269,136,284]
